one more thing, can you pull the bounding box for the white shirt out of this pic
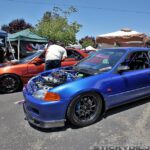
[45,44,67,61]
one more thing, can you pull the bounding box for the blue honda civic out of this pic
[23,47,150,128]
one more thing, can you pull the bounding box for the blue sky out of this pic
[1,0,150,40]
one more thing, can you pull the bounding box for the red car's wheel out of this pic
[67,92,103,127]
[0,74,22,93]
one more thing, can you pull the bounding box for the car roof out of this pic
[102,47,150,52]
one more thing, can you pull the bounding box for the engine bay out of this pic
[34,68,89,90]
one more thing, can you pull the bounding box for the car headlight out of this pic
[32,90,61,102]
[32,89,47,100]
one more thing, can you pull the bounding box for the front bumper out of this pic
[23,103,65,128]
[22,85,70,129]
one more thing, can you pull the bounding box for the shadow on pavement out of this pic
[104,97,150,118]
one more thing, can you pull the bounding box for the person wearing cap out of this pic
[45,41,67,70]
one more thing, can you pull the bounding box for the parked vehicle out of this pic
[23,47,150,129]
[0,48,88,93]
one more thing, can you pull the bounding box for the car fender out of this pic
[0,64,27,76]
[0,73,22,80]
[50,74,110,111]
[66,88,106,113]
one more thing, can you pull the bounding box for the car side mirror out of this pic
[117,65,130,73]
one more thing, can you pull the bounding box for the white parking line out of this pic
[14,100,25,105]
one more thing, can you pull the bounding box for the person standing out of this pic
[45,41,67,70]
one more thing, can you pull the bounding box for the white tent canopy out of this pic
[85,46,96,50]
[98,30,142,37]
[96,28,146,48]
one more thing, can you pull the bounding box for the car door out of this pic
[26,57,45,79]
[106,50,150,107]
[27,63,45,77]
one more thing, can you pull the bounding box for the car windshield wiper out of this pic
[95,66,112,74]
[79,68,96,75]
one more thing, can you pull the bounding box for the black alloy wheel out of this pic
[0,74,21,93]
[67,92,103,127]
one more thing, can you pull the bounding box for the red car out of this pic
[0,48,88,93]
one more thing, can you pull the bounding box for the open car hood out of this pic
[27,67,90,94]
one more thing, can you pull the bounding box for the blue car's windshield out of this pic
[20,50,44,63]
[75,49,126,74]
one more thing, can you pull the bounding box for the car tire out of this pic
[67,92,103,127]
[0,74,22,93]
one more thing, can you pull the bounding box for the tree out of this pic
[1,19,33,33]
[79,36,96,48]
[33,6,82,45]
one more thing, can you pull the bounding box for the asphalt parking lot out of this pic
[0,92,150,150]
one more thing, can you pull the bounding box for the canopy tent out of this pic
[8,29,48,60]
[96,28,147,48]
[8,29,47,42]
[85,46,96,51]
